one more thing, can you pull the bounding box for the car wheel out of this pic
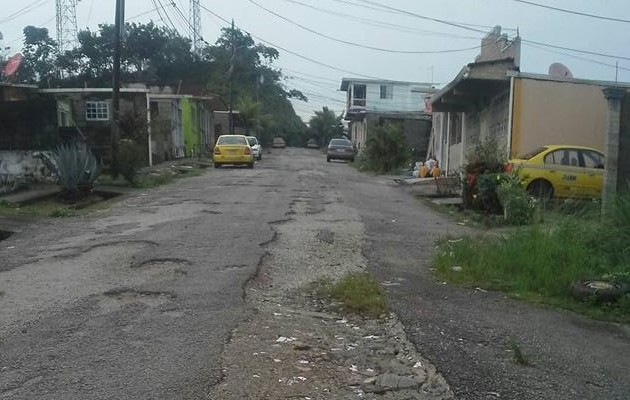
[527,179,553,202]
[248,162,254,169]
[214,163,221,168]
[570,280,629,302]
[327,157,331,162]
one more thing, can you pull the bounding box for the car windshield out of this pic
[330,139,352,147]
[218,136,247,145]
[247,137,258,146]
[517,146,547,160]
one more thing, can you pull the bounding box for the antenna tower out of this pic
[190,0,202,52]
[56,0,79,53]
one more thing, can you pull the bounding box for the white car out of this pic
[246,136,262,160]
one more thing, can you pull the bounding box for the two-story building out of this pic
[340,78,435,157]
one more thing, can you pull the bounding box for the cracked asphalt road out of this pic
[1,148,629,399]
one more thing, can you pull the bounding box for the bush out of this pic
[118,140,143,184]
[496,172,538,225]
[462,137,508,210]
[360,122,411,173]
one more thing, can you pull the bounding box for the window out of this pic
[582,150,605,169]
[545,149,580,166]
[352,84,366,107]
[380,85,393,99]
[86,101,109,121]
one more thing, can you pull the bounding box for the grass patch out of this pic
[322,272,389,318]
[434,204,630,322]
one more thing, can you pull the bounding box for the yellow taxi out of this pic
[506,145,605,200]
[213,134,255,168]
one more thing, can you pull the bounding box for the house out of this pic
[0,84,225,183]
[149,93,224,163]
[429,26,630,174]
[0,84,57,180]
[42,86,224,165]
[340,78,435,156]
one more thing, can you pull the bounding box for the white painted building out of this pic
[340,78,434,155]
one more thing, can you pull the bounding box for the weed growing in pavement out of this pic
[49,208,75,218]
[132,175,174,188]
[508,337,529,366]
[326,272,389,318]
[433,197,630,322]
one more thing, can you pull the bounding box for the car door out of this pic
[543,148,584,198]
[580,149,605,198]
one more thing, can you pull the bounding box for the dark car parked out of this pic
[326,138,357,162]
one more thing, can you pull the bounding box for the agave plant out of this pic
[40,142,102,198]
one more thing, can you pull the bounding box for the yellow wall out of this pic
[511,78,607,157]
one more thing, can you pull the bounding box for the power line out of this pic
[198,4,395,81]
[514,0,630,23]
[343,0,630,67]
[127,7,161,21]
[169,0,194,35]
[327,0,517,32]
[0,0,50,24]
[285,0,480,40]
[282,68,340,84]
[524,39,630,62]
[153,0,178,32]
[247,0,481,54]
[523,42,630,73]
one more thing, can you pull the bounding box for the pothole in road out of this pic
[0,229,13,242]
[316,228,335,244]
[131,258,192,269]
[130,258,191,279]
[202,209,222,215]
[98,288,176,313]
[216,264,249,271]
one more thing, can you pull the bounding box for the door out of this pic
[543,148,585,198]
[580,149,605,198]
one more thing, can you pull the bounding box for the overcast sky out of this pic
[2,0,629,121]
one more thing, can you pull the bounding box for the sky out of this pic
[1,0,630,122]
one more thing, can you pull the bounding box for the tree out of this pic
[203,26,306,145]
[308,107,344,146]
[20,26,58,84]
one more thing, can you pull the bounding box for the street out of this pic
[1,148,629,399]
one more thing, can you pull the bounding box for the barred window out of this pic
[86,101,109,121]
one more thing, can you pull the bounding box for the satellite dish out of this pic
[548,62,573,79]
[3,53,23,78]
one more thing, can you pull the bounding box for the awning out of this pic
[430,59,517,112]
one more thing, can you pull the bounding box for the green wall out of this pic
[181,98,201,157]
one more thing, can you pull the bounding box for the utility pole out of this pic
[229,19,235,134]
[111,0,124,176]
